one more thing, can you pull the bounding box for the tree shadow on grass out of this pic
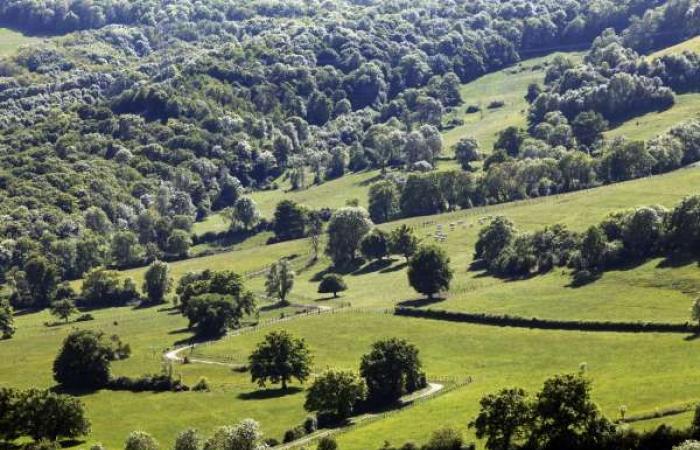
[397,297,446,308]
[352,259,394,276]
[59,439,87,448]
[311,260,364,282]
[684,332,700,342]
[238,386,303,400]
[657,252,699,269]
[380,261,408,273]
[565,271,602,289]
[259,302,288,312]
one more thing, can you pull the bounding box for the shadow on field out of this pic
[397,297,446,308]
[238,386,303,400]
[352,259,394,276]
[380,261,408,273]
[311,260,364,281]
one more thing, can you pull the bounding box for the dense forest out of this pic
[0,0,698,309]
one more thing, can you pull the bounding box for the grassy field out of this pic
[651,36,700,58]
[130,167,700,322]
[7,166,700,448]
[605,93,700,142]
[442,52,583,152]
[0,28,40,56]
[192,312,700,448]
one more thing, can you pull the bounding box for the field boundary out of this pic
[395,307,699,334]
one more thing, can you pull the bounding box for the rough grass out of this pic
[605,93,700,142]
[0,28,40,56]
[442,51,583,153]
[193,312,700,448]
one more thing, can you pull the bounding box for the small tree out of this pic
[368,180,400,224]
[265,259,295,305]
[470,388,531,450]
[167,230,192,258]
[231,197,261,231]
[692,298,700,328]
[249,331,312,390]
[23,255,59,308]
[174,428,201,450]
[360,229,389,261]
[184,294,255,338]
[50,299,77,323]
[304,369,367,420]
[389,225,419,261]
[204,419,263,450]
[360,338,426,406]
[124,431,159,450]
[0,301,14,339]
[407,245,453,299]
[317,437,338,450]
[318,274,347,298]
[142,260,173,304]
[53,330,117,389]
[308,212,324,261]
[453,136,481,171]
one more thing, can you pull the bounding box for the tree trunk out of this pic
[282,379,288,391]
[333,292,338,298]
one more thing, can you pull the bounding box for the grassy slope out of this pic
[442,52,583,152]
[139,167,700,322]
[0,28,39,56]
[194,312,700,448]
[606,36,700,141]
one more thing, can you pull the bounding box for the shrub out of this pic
[192,377,210,392]
[318,274,348,298]
[283,426,306,443]
[75,313,95,322]
[125,431,159,450]
[303,416,318,434]
[317,437,338,450]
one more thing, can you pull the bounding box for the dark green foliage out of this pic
[407,246,453,299]
[359,338,426,406]
[318,274,347,298]
[304,369,367,420]
[0,388,90,442]
[389,225,419,261]
[142,260,173,304]
[470,388,531,450]
[184,293,255,338]
[249,331,312,390]
[361,229,389,261]
[273,200,308,242]
[326,207,373,267]
[317,437,338,450]
[470,375,612,450]
[0,301,14,339]
[52,330,121,389]
[22,255,59,308]
[368,180,400,224]
[79,268,141,308]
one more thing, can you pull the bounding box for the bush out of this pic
[304,416,318,434]
[318,436,338,450]
[125,431,159,450]
[192,377,210,392]
[108,374,189,392]
[283,426,306,443]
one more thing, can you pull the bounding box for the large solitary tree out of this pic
[249,331,312,390]
[142,260,173,304]
[407,245,453,299]
[470,388,531,450]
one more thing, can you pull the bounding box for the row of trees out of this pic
[474,194,700,280]
[366,119,700,225]
[248,331,426,419]
[0,0,668,293]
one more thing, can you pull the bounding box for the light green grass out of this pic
[0,28,40,56]
[193,312,700,448]
[651,36,700,58]
[0,304,317,448]
[442,52,583,153]
[131,167,700,322]
[605,93,700,142]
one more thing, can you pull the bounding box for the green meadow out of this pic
[0,27,39,56]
